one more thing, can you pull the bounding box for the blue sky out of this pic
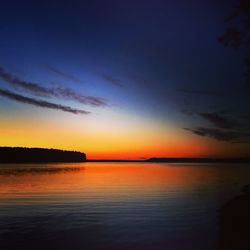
[0,0,250,158]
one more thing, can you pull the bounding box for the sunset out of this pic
[0,0,250,250]
[1,0,250,160]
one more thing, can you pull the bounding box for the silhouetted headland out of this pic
[86,157,250,163]
[0,147,86,163]
[146,157,250,163]
[219,185,250,250]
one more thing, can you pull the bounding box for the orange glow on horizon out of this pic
[1,109,249,160]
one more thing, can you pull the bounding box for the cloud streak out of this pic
[179,88,222,97]
[44,65,84,84]
[198,112,241,129]
[0,67,51,97]
[0,67,108,107]
[184,111,250,143]
[185,127,250,143]
[0,89,90,114]
[54,86,107,106]
[101,74,123,87]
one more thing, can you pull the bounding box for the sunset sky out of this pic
[0,0,250,159]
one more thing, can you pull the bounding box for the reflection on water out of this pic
[0,166,81,176]
[0,163,250,250]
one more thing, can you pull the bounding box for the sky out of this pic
[0,0,250,159]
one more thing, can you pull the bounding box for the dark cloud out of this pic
[44,65,84,84]
[0,67,51,97]
[0,67,108,107]
[184,110,250,143]
[0,89,90,115]
[239,114,250,120]
[54,87,108,107]
[101,74,123,87]
[181,109,195,116]
[198,112,241,129]
[185,127,250,143]
[179,88,222,97]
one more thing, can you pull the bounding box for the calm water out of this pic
[0,162,249,250]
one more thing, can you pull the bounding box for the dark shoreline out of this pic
[0,147,86,163]
[1,147,250,164]
[2,160,250,164]
[87,157,250,163]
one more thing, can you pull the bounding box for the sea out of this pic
[0,162,249,250]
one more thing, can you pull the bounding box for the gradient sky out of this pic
[0,0,250,159]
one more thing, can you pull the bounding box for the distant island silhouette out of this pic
[0,147,86,163]
[146,157,250,163]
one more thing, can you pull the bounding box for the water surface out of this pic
[0,162,249,250]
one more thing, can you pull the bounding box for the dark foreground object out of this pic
[0,147,86,163]
[219,185,250,250]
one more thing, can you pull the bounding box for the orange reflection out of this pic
[0,163,219,204]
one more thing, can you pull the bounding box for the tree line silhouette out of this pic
[0,147,86,163]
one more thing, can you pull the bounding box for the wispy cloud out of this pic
[0,67,108,107]
[179,88,222,97]
[184,110,250,143]
[198,112,241,129]
[0,89,90,114]
[0,67,51,97]
[185,127,250,143]
[101,74,123,87]
[44,65,84,84]
[54,86,108,107]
